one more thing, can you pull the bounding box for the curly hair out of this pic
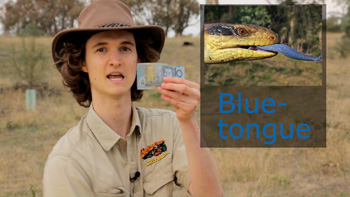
[54,30,161,107]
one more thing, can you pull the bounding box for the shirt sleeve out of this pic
[171,116,192,192]
[43,154,94,197]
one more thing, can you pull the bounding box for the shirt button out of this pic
[138,133,141,138]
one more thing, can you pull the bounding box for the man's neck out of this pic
[92,95,133,138]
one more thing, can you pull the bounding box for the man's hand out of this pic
[157,77,200,123]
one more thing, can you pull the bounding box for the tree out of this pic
[172,0,199,36]
[342,0,350,37]
[333,0,350,57]
[1,0,199,37]
[1,0,85,36]
[122,0,199,36]
[326,16,342,32]
[204,3,322,56]
[206,0,218,4]
[10,38,48,88]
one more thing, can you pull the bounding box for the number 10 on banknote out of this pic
[137,63,185,90]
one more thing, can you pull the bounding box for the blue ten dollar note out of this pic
[137,63,185,90]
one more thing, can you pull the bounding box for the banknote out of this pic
[137,63,185,90]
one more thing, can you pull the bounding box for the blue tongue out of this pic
[257,44,322,61]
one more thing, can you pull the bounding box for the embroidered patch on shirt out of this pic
[141,140,169,165]
[146,151,169,166]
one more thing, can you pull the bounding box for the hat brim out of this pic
[52,25,165,62]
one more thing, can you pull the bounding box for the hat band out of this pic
[97,23,131,28]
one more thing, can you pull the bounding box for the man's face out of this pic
[83,30,138,101]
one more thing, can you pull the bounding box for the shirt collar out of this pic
[86,104,142,151]
[130,104,142,136]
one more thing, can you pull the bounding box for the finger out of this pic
[157,87,199,105]
[160,83,200,101]
[161,94,197,112]
[163,77,200,90]
[163,77,200,89]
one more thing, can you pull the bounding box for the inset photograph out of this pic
[202,5,323,86]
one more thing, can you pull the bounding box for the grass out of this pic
[1,33,350,196]
[204,53,323,86]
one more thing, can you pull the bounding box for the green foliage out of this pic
[272,176,292,189]
[238,7,271,27]
[6,121,21,130]
[10,38,49,88]
[278,0,296,5]
[172,0,200,36]
[29,184,37,197]
[343,17,350,38]
[205,6,271,27]
[328,0,350,57]
[18,22,46,37]
[205,5,322,56]
[1,0,84,36]
[334,37,350,58]
[341,2,350,38]
[327,16,342,32]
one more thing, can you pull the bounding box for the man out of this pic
[43,0,222,196]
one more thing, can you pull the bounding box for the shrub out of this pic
[10,38,48,88]
[334,37,350,58]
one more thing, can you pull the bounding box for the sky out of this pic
[0,0,343,36]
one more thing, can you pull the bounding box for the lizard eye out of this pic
[238,28,248,36]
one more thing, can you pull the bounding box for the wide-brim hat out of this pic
[52,0,165,62]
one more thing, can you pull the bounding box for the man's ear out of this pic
[81,61,88,73]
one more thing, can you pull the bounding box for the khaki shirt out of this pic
[43,105,191,196]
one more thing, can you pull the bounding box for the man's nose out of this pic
[108,50,122,66]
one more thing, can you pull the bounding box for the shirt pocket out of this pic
[95,186,129,196]
[143,161,174,195]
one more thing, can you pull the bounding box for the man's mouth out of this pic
[107,73,124,81]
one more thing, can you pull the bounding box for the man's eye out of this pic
[121,46,131,52]
[97,48,106,52]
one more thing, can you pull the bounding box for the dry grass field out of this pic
[0,33,350,196]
